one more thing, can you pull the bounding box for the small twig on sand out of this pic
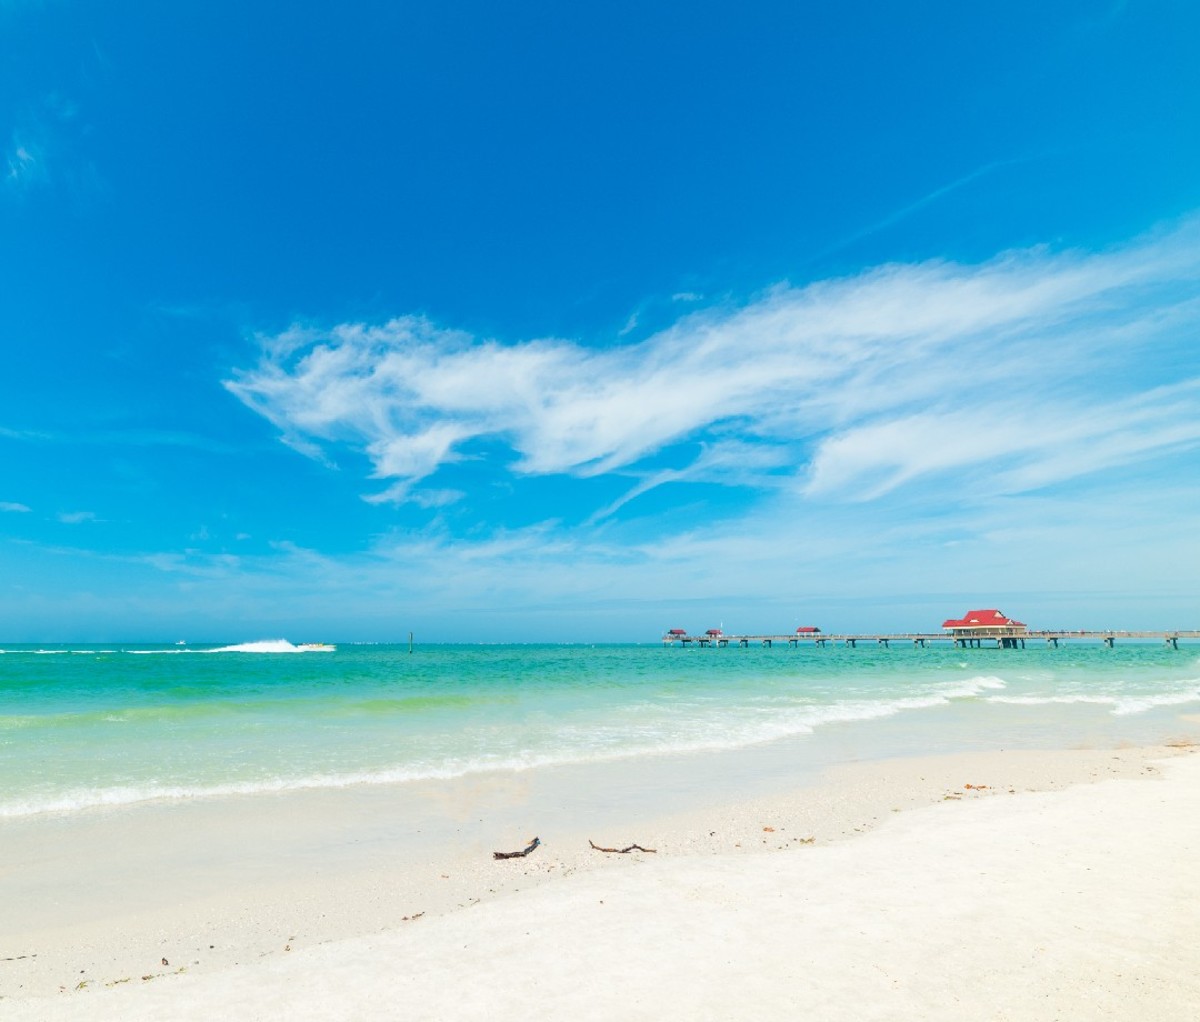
[589,840,657,854]
[494,837,541,860]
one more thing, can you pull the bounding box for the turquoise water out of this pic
[2,640,1198,817]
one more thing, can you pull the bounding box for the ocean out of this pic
[2,639,1198,819]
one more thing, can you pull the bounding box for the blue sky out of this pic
[2,1,1199,641]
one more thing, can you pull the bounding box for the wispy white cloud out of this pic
[227,216,1200,516]
[824,159,1022,255]
[407,488,466,509]
[1,501,31,512]
[4,133,44,189]
[3,89,98,201]
[57,510,97,524]
[0,425,54,441]
[586,440,793,525]
[806,379,1200,500]
[0,423,243,453]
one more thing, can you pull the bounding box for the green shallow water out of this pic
[1,641,1198,817]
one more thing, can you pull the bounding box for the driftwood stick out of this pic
[493,837,541,860]
[589,839,657,854]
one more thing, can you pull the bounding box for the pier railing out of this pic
[662,629,1200,649]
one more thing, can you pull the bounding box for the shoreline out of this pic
[4,713,1197,1016]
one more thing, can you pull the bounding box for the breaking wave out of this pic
[0,674,1008,818]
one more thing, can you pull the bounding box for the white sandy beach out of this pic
[4,738,1198,1021]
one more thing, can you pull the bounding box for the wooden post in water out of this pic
[408,631,414,654]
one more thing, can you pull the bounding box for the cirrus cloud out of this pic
[225,217,1200,515]
[57,510,97,524]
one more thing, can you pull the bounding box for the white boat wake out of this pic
[207,640,336,654]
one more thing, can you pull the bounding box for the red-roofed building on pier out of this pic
[942,609,1028,647]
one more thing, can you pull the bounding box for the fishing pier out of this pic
[662,629,1200,650]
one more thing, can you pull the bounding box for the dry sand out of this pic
[3,742,1197,1020]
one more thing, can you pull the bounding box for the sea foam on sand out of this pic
[4,746,1197,1022]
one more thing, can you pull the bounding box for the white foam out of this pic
[937,675,1008,698]
[1112,689,1200,716]
[987,687,1200,716]
[121,641,321,654]
[209,639,300,653]
[206,640,333,653]
[987,694,1116,707]
[0,761,593,818]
